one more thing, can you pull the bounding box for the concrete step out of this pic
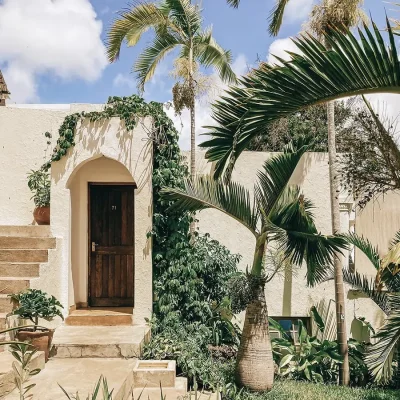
[0,236,56,249]
[0,225,51,238]
[0,294,13,313]
[0,350,45,398]
[0,278,30,294]
[0,249,48,263]
[65,308,133,326]
[6,358,136,400]
[51,325,150,359]
[0,262,40,278]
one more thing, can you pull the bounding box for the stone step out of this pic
[0,278,30,294]
[65,308,133,326]
[0,350,45,398]
[0,237,56,249]
[0,226,51,238]
[0,294,13,313]
[51,325,150,359]
[0,262,40,278]
[0,249,48,263]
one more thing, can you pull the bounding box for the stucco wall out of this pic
[0,106,153,325]
[0,106,70,224]
[188,151,385,337]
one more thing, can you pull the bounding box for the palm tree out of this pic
[106,0,237,182]
[227,0,366,385]
[338,231,400,385]
[161,137,347,391]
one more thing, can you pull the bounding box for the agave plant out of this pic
[336,231,400,384]
[161,137,347,391]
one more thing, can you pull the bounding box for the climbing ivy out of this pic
[41,95,238,339]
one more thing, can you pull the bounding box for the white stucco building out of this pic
[1,102,400,340]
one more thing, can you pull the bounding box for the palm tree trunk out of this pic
[236,240,274,391]
[189,45,196,235]
[235,284,274,391]
[327,100,350,385]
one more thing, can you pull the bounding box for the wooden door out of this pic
[89,184,134,307]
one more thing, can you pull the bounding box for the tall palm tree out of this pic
[338,231,400,385]
[199,18,400,387]
[161,137,347,391]
[227,0,366,385]
[106,0,237,182]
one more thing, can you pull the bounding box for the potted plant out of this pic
[9,289,64,361]
[27,169,50,225]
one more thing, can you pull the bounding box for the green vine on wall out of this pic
[41,95,175,171]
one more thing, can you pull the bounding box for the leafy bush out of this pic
[27,169,50,207]
[270,312,370,386]
[10,289,64,329]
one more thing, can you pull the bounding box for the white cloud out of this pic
[113,73,136,90]
[0,0,107,103]
[267,37,300,65]
[165,54,249,150]
[284,0,314,24]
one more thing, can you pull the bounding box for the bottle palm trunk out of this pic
[235,286,274,391]
[235,239,274,391]
[327,100,350,385]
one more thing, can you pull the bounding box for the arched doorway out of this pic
[68,156,136,307]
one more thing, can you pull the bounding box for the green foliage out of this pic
[59,376,114,400]
[270,312,370,386]
[27,169,50,207]
[10,343,41,400]
[42,95,170,171]
[246,102,353,152]
[10,289,64,328]
[142,319,235,392]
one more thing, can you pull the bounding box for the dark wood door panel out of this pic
[89,184,134,307]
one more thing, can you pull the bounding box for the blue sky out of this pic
[0,0,395,148]
[0,0,390,104]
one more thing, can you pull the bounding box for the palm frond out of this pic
[226,0,240,7]
[267,189,348,286]
[256,136,312,220]
[390,230,400,249]
[134,32,181,92]
[106,3,167,62]
[366,305,400,383]
[165,0,201,36]
[342,232,380,270]
[200,19,400,178]
[160,175,259,235]
[195,29,237,84]
[268,0,291,36]
[378,242,400,283]
[341,268,389,313]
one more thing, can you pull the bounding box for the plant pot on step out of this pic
[16,328,54,362]
[33,206,50,225]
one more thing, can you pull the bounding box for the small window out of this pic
[270,317,311,343]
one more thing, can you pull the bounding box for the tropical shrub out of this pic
[10,289,64,329]
[27,169,50,207]
[270,310,370,386]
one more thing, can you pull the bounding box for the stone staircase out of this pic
[0,226,55,334]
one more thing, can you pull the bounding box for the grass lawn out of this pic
[237,380,398,400]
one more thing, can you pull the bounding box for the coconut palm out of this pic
[338,231,400,385]
[106,0,237,181]
[161,137,347,391]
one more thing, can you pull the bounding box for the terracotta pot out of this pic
[16,328,54,362]
[33,206,50,225]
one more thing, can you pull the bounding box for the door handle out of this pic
[91,242,99,252]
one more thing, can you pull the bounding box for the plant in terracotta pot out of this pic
[9,289,64,361]
[27,169,50,225]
